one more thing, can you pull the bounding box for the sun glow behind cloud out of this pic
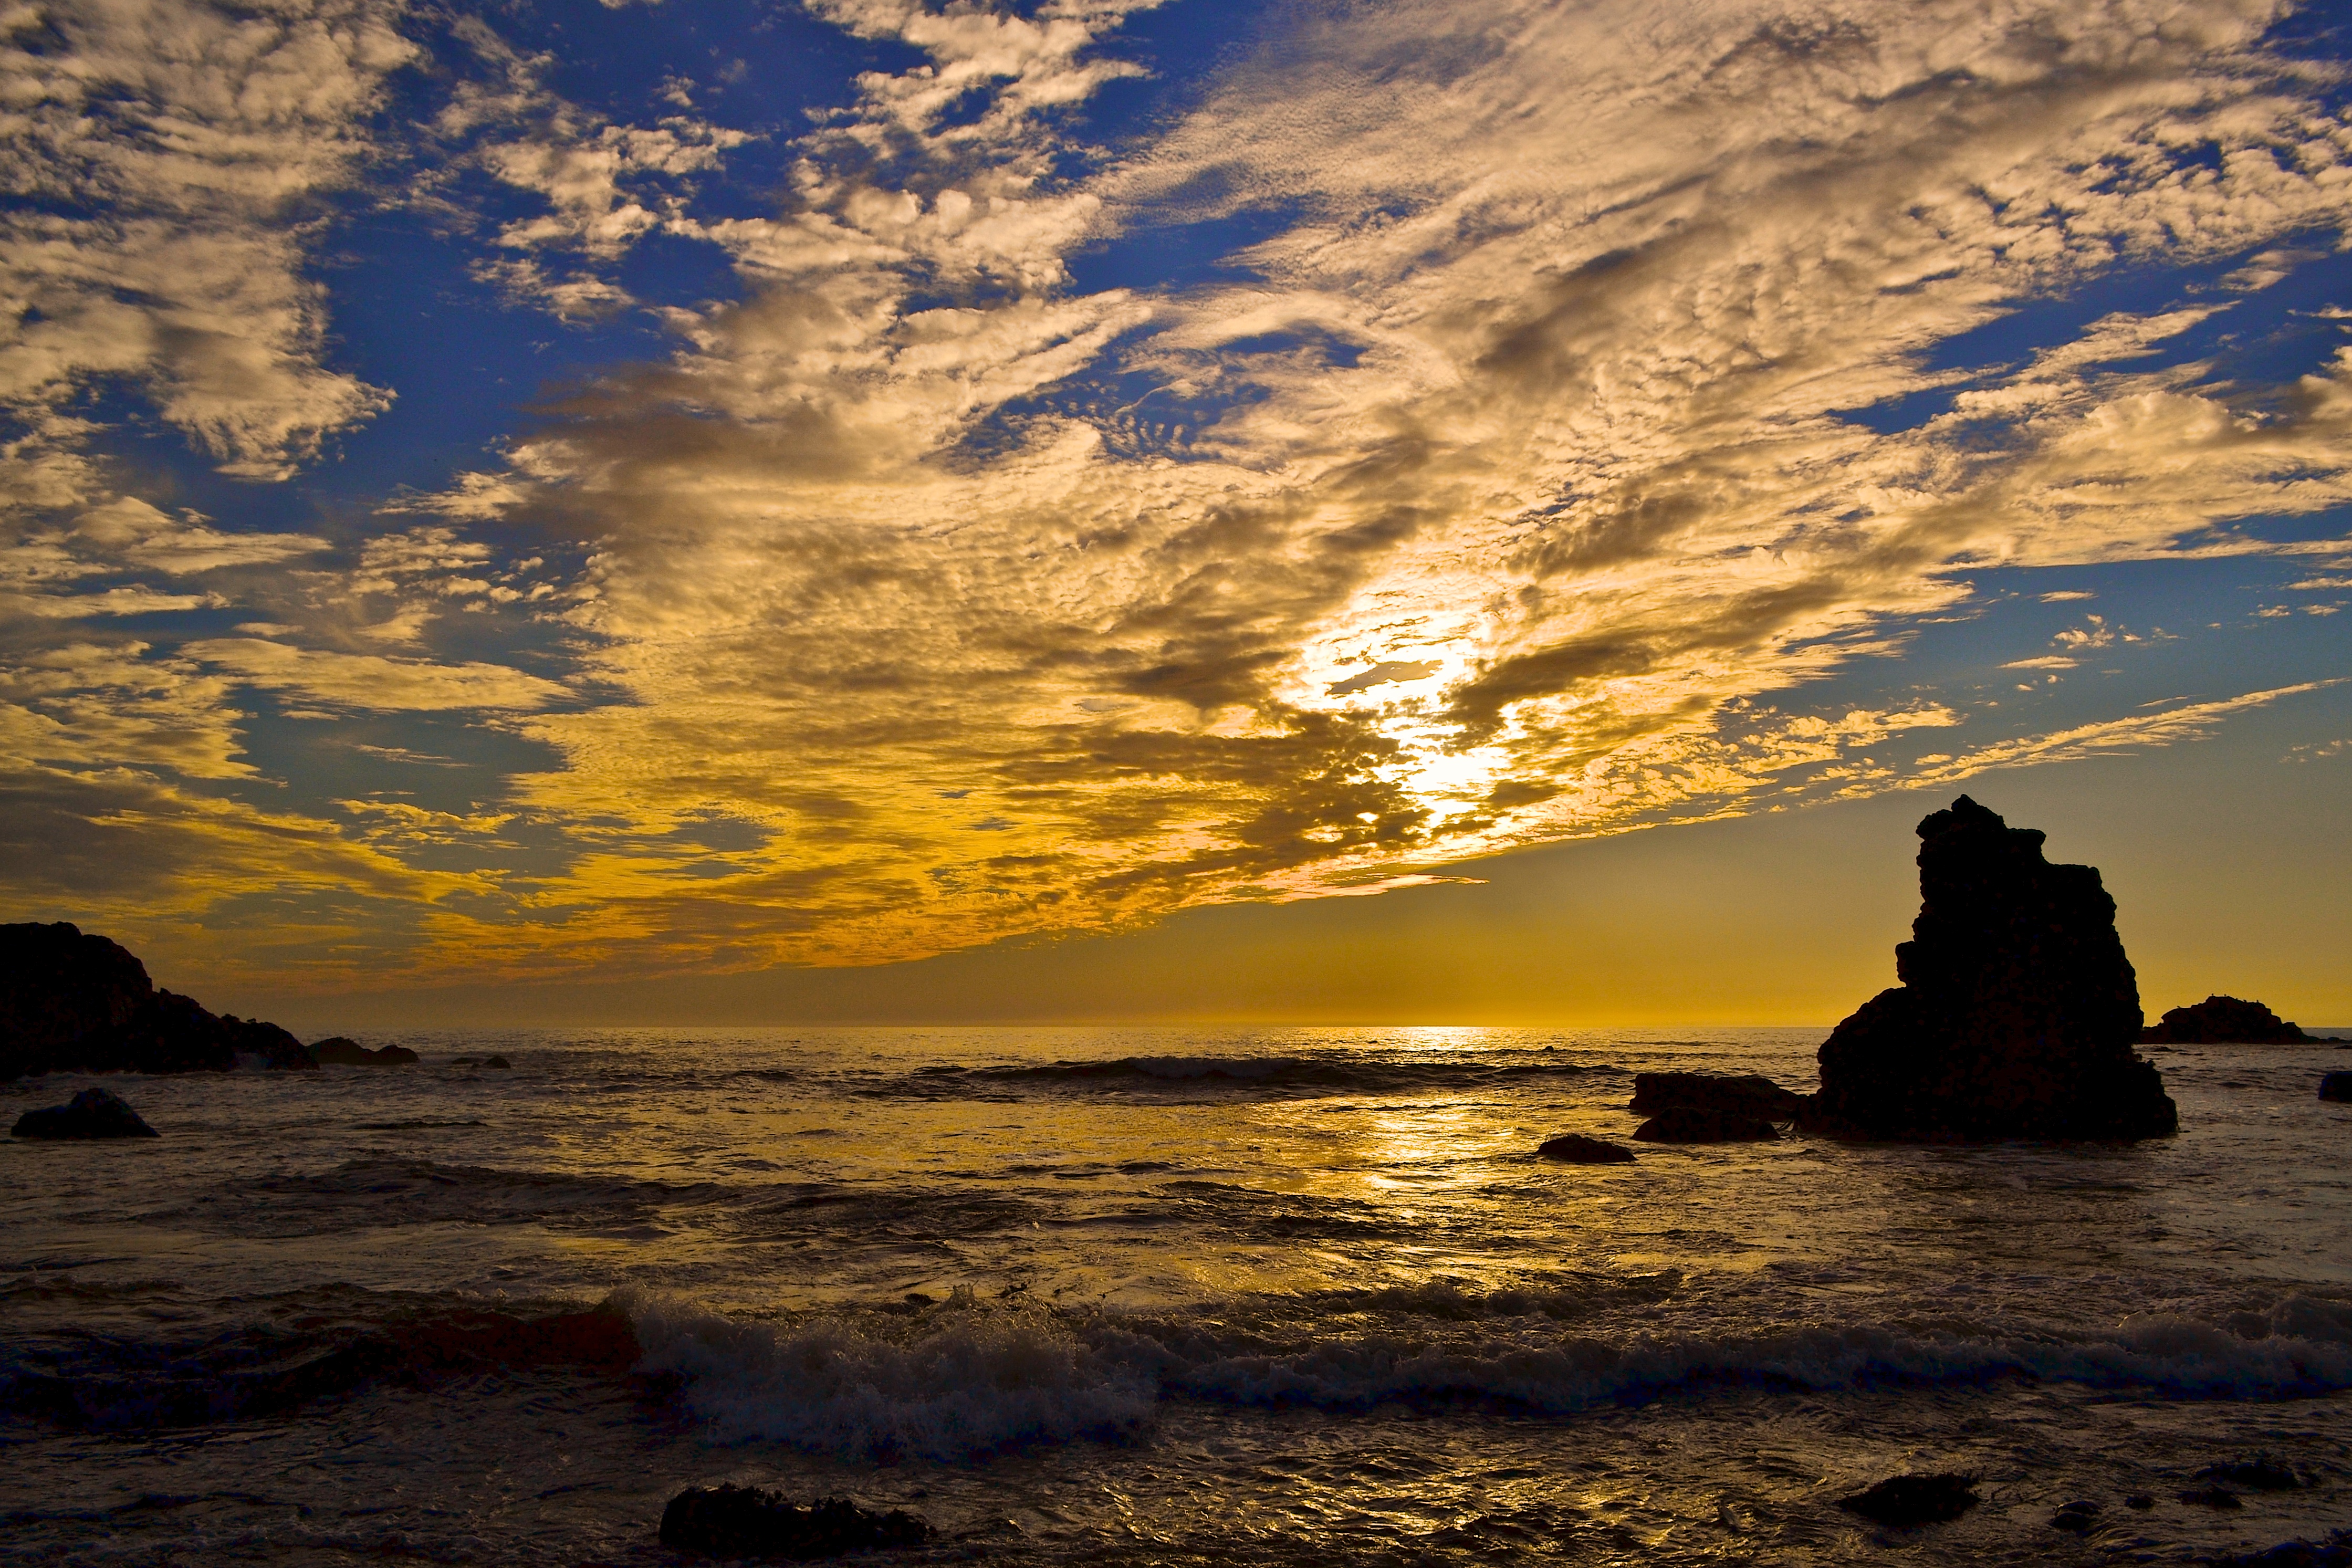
[2,0,2349,991]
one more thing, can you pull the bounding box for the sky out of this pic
[2,0,2348,1029]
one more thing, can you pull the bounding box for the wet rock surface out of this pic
[2,923,312,1079]
[1632,1106,1779,1143]
[2319,1072,2351,1104]
[1534,1133,1635,1163]
[1803,796,2177,1142]
[10,1086,159,1140]
[310,1038,420,1067]
[2143,995,2314,1044]
[1628,1071,1803,1121]
[658,1485,934,1560]
[1835,1472,1979,1528]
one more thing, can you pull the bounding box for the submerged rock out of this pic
[1629,1071,1804,1121]
[2198,1457,2306,1492]
[1632,1106,1779,1143]
[1836,1472,1979,1528]
[1803,796,2177,1142]
[450,1054,511,1069]
[1,922,313,1079]
[11,1086,160,1140]
[1535,1133,1635,1164]
[2049,1499,2100,1533]
[2142,996,2312,1044]
[2322,1072,2352,1103]
[310,1038,419,1067]
[658,1485,933,1560]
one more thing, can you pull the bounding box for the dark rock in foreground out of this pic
[2322,1072,2352,1104]
[659,1485,932,1560]
[1535,1133,1635,1164]
[1633,1107,1779,1143]
[2212,1529,2352,1566]
[310,1038,420,1067]
[1629,1071,1804,1121]
[1802,796,2177,1142]
[2198,1457,2306,1492]
[2,923,313,1079]
[1836,1472,1978,1528]
[11,1086,160,1140]
[2049,1499,2100,1533]
[2143,996,2312,1044]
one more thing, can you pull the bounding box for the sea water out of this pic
[3,1027,2349,1565]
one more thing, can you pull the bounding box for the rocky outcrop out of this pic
[1,922,314,1078]
[310,1038,419,1067]
[2321,1072,2352,1103]
[11,1086,160,1139]
[1535,1133,1635,1163]
[1630,1071,1804,1121]
[1633,1107,1780,1143]
[2141,996,2311,1044]
[1836,1473,1979,1528]
[658,1486,933,1560]
[1803,796,2176,1142]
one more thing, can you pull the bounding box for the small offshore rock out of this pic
[451,1054,511,1069]
[1836,1472,1979,1528]
[2180,1486,2244,1509]
[658,1484,933,1560]
[2124,1494,2157,1511]
[2320,1072,2351,1104]
[1535,1133,1635,1164]
[1629,1071,1804,1121]
[310,1038,419,1067]
[1633,1106,1780,1143]
[2141,996,2311,1044]
[11,1086,160,1140]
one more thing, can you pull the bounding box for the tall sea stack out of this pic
[1805,796,2176,1141]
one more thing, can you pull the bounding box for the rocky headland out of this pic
[2,922,313,1080]
[1800,796,2177,1142]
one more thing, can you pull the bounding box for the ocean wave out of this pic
[879,1054,1619,1099]
[616,1286,2352,1460]
[2,1302,640,1430]
[622,1287,1155,1460]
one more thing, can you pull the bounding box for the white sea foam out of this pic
[615,1287,2352,1459]
[619,1288,1158,1460]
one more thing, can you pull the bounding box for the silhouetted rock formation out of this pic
[11,1086,160,1139]
[2321,1073,2351,1104]
[1836,1472,1979,1528]
[1535,1133,1635,1163]
[1633,1107,1779,1143]
[658,1486,933,1560]
[311,1038,419,1067]
[452,1054,511,1069]
[1,922,315,1079]
[2141,996,2312,1044]
[1629,1071,1803,1121]
[1803,796,2176,1142]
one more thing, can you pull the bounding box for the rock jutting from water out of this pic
[1535,1133,1635,1163]
[11,1085,161,1139]
[1835,1472,1979,1528]
[1629,1071,1805,1121]
[1801,796,2177,1142]
[310,1038,420,1067]
[2322,1072,2352,1104]
[1633,1106,1780,1143]
[657,1486,933,1560]
[1,923,314,1080]
[2141,995,2314,1043]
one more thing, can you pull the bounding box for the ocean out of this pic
[4,1027,2349,1565]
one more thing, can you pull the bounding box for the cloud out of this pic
[184,639,571,712]
[0,1,407,482]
